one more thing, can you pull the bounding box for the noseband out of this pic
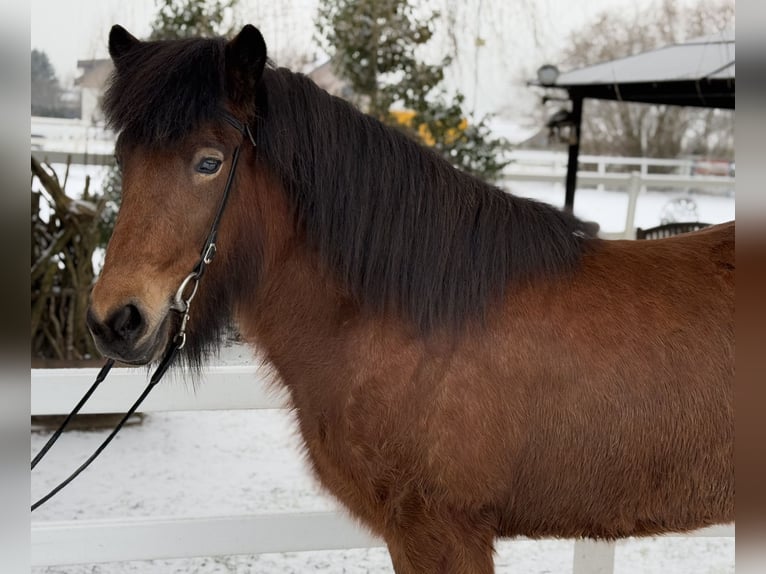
[31,113,254,511]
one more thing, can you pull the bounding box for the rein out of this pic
[31,113,254,512]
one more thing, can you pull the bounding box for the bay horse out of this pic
[87,24,734,573]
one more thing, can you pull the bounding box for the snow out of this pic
[504,182,734,233]
[45,162,112,198]
[31,117,116,156]
[487,117,540,145]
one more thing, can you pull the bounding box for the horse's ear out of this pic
[225,25,267,100]
[109,25,140,61]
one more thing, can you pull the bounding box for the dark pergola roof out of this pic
[544,31,734,109]
[529,31,735,209]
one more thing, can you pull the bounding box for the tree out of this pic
[316,0,510,182]
[559,0,734,160]
[149,0,238,40]
[32,158,104,360]
[31,49,62,117]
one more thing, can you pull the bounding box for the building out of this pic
[75,59,114,124]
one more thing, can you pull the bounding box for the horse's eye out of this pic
[196,158,222,174]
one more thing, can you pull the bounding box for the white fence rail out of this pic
[505,150,733,178]
[31,365,282,414]
[31,367,734,571]
[34,512,382,566]
[501,170,734,239]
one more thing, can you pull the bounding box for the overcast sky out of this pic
[31,0,708,119]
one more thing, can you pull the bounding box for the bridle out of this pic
[31,112,255,512]
[170,113,255,348]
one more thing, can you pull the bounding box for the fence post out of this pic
[596,159,606,193]
[624,172,641,238]
[572,539,616,574]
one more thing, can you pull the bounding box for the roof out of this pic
[307,60,354,100]
[533,31,735,109]
[76,59,114,89]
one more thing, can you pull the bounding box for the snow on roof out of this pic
[555,31,735,86]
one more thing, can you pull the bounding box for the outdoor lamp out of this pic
[537,64,559,86]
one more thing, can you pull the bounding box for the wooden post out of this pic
[564,95,584,212]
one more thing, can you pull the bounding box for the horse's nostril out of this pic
[87,303,151,362]
[109,304,145,341]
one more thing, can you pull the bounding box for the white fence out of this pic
[505,150,731,177]
[501,154,734,239]
[31,366,734,571]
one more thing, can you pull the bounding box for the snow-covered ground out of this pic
[506,182,734,234]
[31,160,734,573]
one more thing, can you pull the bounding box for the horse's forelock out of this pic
[103,36,228,145]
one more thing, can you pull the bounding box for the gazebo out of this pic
[531,31,735,210]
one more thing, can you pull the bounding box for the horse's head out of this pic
[87,25,269,365]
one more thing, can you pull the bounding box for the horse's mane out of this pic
[104,36,597,334]
[257,69,597,330]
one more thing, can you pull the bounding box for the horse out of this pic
[87,24,734,573]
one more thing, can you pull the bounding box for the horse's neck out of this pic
[236,243,355,383]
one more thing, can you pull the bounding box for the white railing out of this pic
[501,169,734,239]
[31,366,734,571]
[505,150,731,178]
[31,117,115,166]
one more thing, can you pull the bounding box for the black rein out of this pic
[31,113,254,512]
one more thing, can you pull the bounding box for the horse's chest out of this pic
[289,367,517,521]
[289,409,390,526]
[286,375,428,519]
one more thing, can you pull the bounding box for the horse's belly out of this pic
[496,402,734,538]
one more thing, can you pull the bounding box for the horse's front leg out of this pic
[384,509,496,574]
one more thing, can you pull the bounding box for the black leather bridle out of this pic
[31,113,254,512]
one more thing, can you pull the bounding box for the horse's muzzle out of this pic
[86,303,159,365]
